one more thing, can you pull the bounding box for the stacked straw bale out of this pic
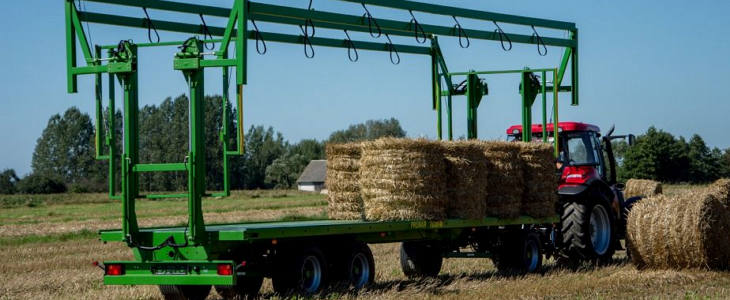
[325,143,363,220]
[360,138,447,221]
[479,141,524,218]
[442,141,489,219]
[519,142,558,218]
[627,179,730,270]
[624,179,662,198]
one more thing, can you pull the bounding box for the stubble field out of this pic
[2,186,730,299]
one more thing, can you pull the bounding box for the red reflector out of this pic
[106,264,124,276]
[217,264,233,276]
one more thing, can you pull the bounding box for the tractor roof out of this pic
[506,122,600,135]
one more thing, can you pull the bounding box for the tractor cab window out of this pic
[563,133,603,173]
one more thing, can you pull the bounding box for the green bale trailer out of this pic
[62,0,593,298]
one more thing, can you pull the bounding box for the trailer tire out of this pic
[400,241,443,278]
[158,285,211,300]
[215,275,263,300]
[561,197,617,262]
[346,242,375,289]
[272,247,329,295]
[492,232,543,275]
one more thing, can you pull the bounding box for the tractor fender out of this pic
[558,179,618,215]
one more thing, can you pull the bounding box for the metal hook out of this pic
[344,30,359,62]
[409,10,427,44]
[199,14,215,50]
[361,3,382,38]
[304,0,316,37]
[251,20,267,55]
[385,34,400,65]
[452,16,470,48]
[142,7,160,43]
[531,26,548,56]
[492,21,512,51]
[299,25,315,58]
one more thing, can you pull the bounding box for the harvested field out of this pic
[624,179,662,198]
[4,185,730,299]
[326,143,363,220]
[480,141,523,218]
[442,141,488,220]
[518,142,558,218]
[360,138,447,221]
[627,179,730,270]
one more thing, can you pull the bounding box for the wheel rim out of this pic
[300,255,322,293]
[524,239,539,272]
[589,204,611,255]
[350,253,371,289]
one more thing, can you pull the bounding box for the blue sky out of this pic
[2,0,730,175]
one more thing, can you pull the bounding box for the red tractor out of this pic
[507,122,636,262]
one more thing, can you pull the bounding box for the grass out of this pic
[2,185,730,299]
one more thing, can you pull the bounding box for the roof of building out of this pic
[296,160,327,184]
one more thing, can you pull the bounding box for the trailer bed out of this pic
[100,216,559,243]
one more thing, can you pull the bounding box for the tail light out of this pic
[217,264,233,276]
[561,166,596,184]
[105,264,124,276]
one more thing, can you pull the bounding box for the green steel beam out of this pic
[65,0,77,93]
[337,0,576,30]
[78,11,226,36]
[132,163,187,173]
[85,0,230,17]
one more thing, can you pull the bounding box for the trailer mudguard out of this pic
[102,260,235,286]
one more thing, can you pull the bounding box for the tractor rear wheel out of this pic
[560,198,617,262]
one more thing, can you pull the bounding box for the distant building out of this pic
[297,160,326,192]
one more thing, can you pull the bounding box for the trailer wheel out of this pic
[272,247,329,295]
[347,242,375,289]
[158,285,211,300]
[400,241,443,278]
[561,198,617,262]
[215,275,263,300]
[493,232,543,274]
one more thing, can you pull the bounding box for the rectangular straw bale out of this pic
[626,178,730,270]
[518,142,558,218]
[478,141,524,218]
[360,138,447,221]
[624,179,662,199]
[442,141,488,220]
[325,143,363,220]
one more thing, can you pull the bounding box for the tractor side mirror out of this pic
[628,134,636,146]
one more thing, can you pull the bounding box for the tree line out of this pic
[0,95,405,194]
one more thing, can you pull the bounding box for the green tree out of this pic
[234,125,288,189]
[722,149,730,178]
[328,118,406,143]
[265,153,308,189]
[0,169,20,194]
[620,126,689,182]
[16,173,67,194]
[687,134,722,183]
[31,107,105,191]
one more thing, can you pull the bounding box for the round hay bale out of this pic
[478,141,524,218]
[518,142,558,218]
[360,138,447,221]
[442,141,488,220]
[326,143,363,220]
[624,179,662,199]
[626,191,730,270]
[708,178,730,206]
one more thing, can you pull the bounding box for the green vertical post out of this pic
[107,60,117,199]
[431,50,442,140]
[521,71,532,142]
[221,66,231,196]
[94,45,105,159]
[235,0,247,85]
[121,44,139,241]
[447,93,453,141]
[541,71,547,143]
[571,29,579,106]
[65,0,77,93]
[466,73,478,139]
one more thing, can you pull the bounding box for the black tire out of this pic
[272,247,329,295]
[158,285,211,300]
[561,198,617,262]
[399,241,443,278]
[492,232,543,275]
[346,242,375,290]
[215,275,263,300]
